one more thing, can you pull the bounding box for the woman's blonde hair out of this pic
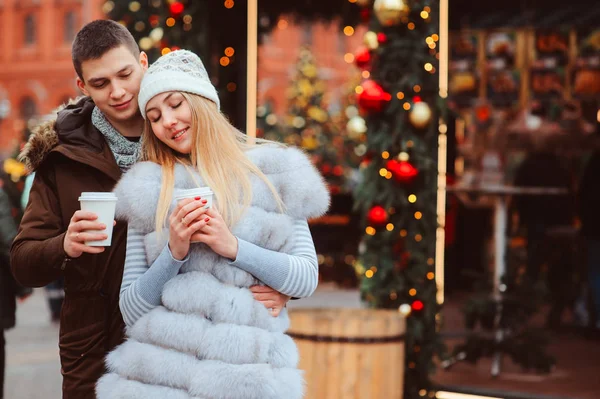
[141,92,285,233]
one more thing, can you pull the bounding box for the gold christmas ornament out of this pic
[347,116,368,138]
[374,0,410,27]
[364,31,379,50]
[409,101,432,129]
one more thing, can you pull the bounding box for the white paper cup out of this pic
[78,192,118,247]
[173,187,213,209]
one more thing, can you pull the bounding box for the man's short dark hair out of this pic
[72,20,140,82]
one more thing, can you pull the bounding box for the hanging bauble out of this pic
[399,303,412,316]
[364,31,379,50]
[169,1,185,17]
[411,300,424,312]
[367,205,388,226]
[354,47,371,69]
[357,80,392,114]
[374,0,410,27]
[360,8,371,23]
[377,32,388,44]
[347,116,368,138]
[409,101,432,129]
[386,159,418,184]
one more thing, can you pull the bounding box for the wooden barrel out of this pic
[288,308,406,399]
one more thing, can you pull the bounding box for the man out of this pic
[12,20,289,398]
[11,20,148,398]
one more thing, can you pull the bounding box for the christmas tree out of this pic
[351,1,445,397]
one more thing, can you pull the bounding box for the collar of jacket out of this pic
[19,97,121,182]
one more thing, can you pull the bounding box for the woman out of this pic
[96,50,329,398]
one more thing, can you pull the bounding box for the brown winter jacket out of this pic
[11,97,127,399]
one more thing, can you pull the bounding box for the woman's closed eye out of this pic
[171,101,182,109]
[149,114,161,123]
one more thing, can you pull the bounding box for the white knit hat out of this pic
[138,50,220,118]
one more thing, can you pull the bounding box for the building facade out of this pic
[0,0,105,154]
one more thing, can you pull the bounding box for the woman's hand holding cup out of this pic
[190,207,238,260]
[168,197,209,260]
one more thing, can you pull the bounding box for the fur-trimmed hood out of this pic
[18,96,106,171]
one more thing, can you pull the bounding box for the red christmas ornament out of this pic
[360,8,371,23]
[412,300,424,311]
[321,163,332,175]
[377,32,387,44]
[169,1,185,17]
[367,205,388,226]
[413,95,422,103]
[333,165,344,176]
[357,80,392,114]
[354,47,371,69]
[386,160,419,185]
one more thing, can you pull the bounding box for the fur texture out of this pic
[97,145,328,398]
[18,98,83,171]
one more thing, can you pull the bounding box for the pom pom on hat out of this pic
[138,50,220,118]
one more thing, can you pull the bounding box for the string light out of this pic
[425,37,434,45]
[161,47,172,55]
[129,1,141,12]
[415,234,423,242]
[382,151,390,159]
[408,22,415,30]
[226,82,237,92]
[427,272,435,280]
[166,17,176,27]
[355,85,363,94]
[379,168,388,177]
[420,11,429,19]
[365,270,374,278]
[366,227,376,235]
[390,291,398,300]
[403,102,411,110]
[225,47,235,56]
[414,211,423,219]
[183,15,192,24]
[409,288,417,296]
[424,63,433,71]
[344,53,355,63]
[408,194,417,203]
[224,0,234,9]
[400,229,408,237]
[385,171,393,179]
[362,70,371,79]
[277,19,288,29]
[413,85,421,92]
[343,26,355,36]
[183,23,192,31]
[406,140,414,147]
[102,1,115,13]
[386,223,394,231]
[427,258,434,265]
[397,92,405,100]
[220,56,230,66]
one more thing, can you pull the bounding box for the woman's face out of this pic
[146,91,193,154]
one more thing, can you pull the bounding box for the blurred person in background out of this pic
[578,135,600,337]
[513,132,575,328]
[0,176,31,399]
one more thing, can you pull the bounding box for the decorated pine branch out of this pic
[351,0,445,397]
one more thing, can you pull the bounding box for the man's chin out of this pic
[103,107,142,124]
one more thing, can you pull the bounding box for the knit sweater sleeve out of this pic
[229,219,319,298]
[119,227,188,327]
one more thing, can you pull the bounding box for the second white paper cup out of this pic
[78,192,118,247]
[173,187,213,209]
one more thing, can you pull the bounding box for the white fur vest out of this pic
[95,145,329,399]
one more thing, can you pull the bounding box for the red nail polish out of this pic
[205,217,210,222]
[195,196,201,200]
[202,199,208,203]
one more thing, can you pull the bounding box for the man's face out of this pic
[77,45,148,125]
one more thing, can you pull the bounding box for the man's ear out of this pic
[139,51,149,71]
[76,78,89,96]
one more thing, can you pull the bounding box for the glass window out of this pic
[64,12,76,43]
[20,97,37,121]
[24,14,36,45]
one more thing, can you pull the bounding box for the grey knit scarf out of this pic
[91,106,142,171]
